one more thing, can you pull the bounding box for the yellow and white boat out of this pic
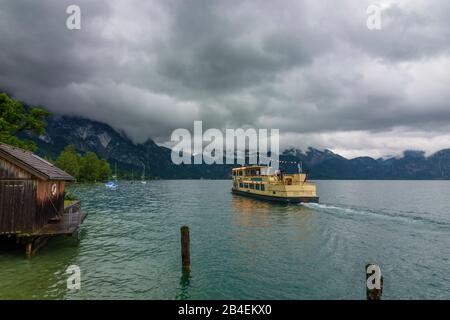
[231,165,319,203]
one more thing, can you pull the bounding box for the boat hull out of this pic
[231,188,319,203]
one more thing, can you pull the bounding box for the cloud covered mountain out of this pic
[22,114,450,180]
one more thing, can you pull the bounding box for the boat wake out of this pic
[302,202,450,230]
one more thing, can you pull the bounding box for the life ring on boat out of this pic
[51,183,57,196]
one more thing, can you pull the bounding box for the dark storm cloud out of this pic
[0,0,111,87]
[0,0,449,157]
[156,0,329,92]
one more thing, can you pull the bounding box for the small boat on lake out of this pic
[105,181,118,189]
[141,164,147,184]
[231,165,319,203]
[107,162,119,189]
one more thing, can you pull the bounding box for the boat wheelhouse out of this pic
[231,165,319,203]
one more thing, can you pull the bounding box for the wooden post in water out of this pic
[25,241,32,257]
[366,263,383,300]
[181,226,190,271]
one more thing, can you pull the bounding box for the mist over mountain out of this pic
[22,114,450,180]
[281,148,450,179]
[21,115,233,179]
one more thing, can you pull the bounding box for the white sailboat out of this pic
[105,181,118,189]
[141,164,147,184]
[106,162,119,189]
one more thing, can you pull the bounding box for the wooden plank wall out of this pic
[0,157,37,233]
[0,156,66,233]
[0,157,31,179]
[0,180,36,234]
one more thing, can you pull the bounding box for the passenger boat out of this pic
[231,165,319,203]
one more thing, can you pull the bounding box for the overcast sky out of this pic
[1,0,449,158]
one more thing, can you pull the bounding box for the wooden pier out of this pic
[24,200,87,237]
[16,200,87,256]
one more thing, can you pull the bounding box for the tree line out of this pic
[55,145,111,182]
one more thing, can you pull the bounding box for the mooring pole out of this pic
[181,226,190,271]
[25,241,33,258]
[366,263,383,300]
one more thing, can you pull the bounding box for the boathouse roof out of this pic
[0,143,75,181]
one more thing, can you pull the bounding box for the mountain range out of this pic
[22,114,450,180]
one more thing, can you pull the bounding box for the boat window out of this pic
[261,184,265,191]
[244,183,249,188]
[255,184,260,190]
[239,183,243,188]
[250,183,254,189]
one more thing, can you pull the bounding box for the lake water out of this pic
[0,180,449,299]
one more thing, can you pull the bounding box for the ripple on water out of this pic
[1,180,449,299]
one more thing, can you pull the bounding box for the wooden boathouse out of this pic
[0,143,87,256]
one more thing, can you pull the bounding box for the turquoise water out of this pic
[0,180,449,299]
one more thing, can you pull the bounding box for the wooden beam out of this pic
[25,241,32,257]
[32,236,49,255]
